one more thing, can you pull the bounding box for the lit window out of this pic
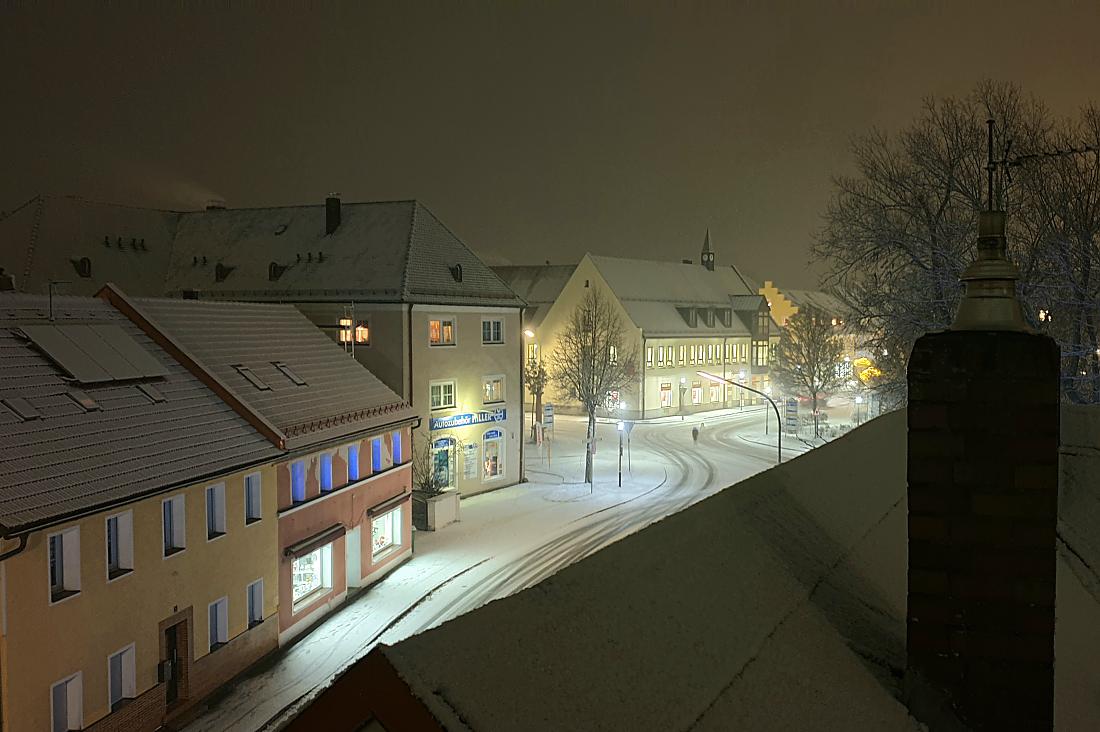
[691,382,702,404]
[429,318,456,346]
[291,544,332,605]
[162,496,186,557]
[206,483,226,540]
[347,445,360,481]
[709,384,721,403]
[527,343,539,362]
[338,317,353,343]
[245,473,262,524]
[291,461,307,503]
[483,429,504,480]
[660,382,673,408]
[609,345,618,365]
[483,375,505,404]
[247,578,264,628]
[105,512,133,580]
[320,454,333,492]
[372,437,384,473]
[689,345,696,365]
[372,507,403,557]
[208,597,228,651]
[392,430,403,463]
[48,527,81,603]
[657,345,665,366]
[50,673,82,732]
[679,345,685,365]
[430,380,456,410]
[354,321,370,344]
[646,347,653,367]
[707,344,714,363]
[739,343,748,362]
[108,644,136,711]
[482,318,504,344]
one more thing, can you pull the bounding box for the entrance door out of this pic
[345,525,362,588]
[164,624,180,704]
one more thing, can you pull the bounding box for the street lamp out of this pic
[617,420,625,487]
[523,329,535,338]
[679,376,687,421]
[854,395,863,425]
[698,371,783,464]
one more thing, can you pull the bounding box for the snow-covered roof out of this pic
[491,264,577,327]
[308,407,1100,730]
[782,288,848,317]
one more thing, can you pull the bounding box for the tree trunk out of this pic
[533,389,544,440]
[585,410,596,484]
[812,393,820,438]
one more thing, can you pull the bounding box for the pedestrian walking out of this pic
[691,425,699,445]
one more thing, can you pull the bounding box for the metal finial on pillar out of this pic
[951,119,1030,332]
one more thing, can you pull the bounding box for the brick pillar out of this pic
[905,211,1060,730]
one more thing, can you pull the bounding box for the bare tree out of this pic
[772,307,846,437]
[410,433,447,497]
[524,357,548,442]
[548,287,637,484]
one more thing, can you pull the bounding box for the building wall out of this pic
[274,425,414,643]
[639,336,763,418]
[0,464,279,732]
[759,281,797,326]
[411,305,523,496]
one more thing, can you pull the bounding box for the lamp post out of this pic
[698,371,783,464]
[738,369,746,411]
[854,395,863,426]
[679,376,687,421]
[617,420,624,487]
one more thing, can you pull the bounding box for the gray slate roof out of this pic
[0,293,281,535]
[491,264,577,327]
[130,295,417,450]
[162,201,525,307]
[0,195,178,298]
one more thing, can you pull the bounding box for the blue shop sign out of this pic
[484,429,503,439]
[430,408,507,431]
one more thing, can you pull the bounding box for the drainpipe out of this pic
[519,308,526,482]
[640,334,647,420]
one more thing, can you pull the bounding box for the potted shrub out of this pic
[411,435,460,531]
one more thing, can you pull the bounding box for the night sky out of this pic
[3,2,1099,288]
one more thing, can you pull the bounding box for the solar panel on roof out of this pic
[62,324,143,381]
[91,324,168,379]
[19,324,167,384]
[20,325,113,383]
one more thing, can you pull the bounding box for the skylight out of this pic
[234,365,271,391]
[67,389,101,412]
[273,361,307,386]
[1,397,40,421]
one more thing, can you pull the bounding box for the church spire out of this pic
[701,228,715,271]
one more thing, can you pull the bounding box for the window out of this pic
[273,361,307,386]
[657,345,664,366]
[483,375,505,404]
[105,512,133,580]
[660,382,673,408]
[234,364,270,391]
[347,445,360,481]
[645,347,653,367]
[430,380,456,410]
[689,345,696,365]
[691,382,703,405]
[245,473,262,524]
[526,343,539,363]
[208,597,228,652]
[355,321,370,345]
[429,317,456,346]
[725,343,732,362]
[247,579,264,628]
[679,345,685,365]
[481,318,504,344]
[320,453,334,492]
[48,527,81,603]
[391,431,403,464]
[371,437,384,473]
[709,384,722,403]
[206,483,226,540]
[707,344,714,363]
[291,461,306,503]
[163,496,186,556]
[757,310,770,339]
[483,429,504,481]
[752,340,769,367]
[372,506,403,557]
[108,644,136,712]
[338,317,352,343]
[609,345,618,365]
[739,343,748,362]
[51,673,82,732]
[292,544,332,605]
[431,437,456,490]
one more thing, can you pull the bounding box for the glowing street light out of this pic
[523,329,535,338]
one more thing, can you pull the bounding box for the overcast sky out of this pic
[3,1,1099,288]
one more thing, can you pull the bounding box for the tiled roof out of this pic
[0,293,281,535]
[128,294,418,450]
[160,201,524,307]
[492,264,577,328]
[783,289,849,316]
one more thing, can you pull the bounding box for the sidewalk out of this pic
[593,404,769,425]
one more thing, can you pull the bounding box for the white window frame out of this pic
[481,317,505,345]
[660,382,673,408]
[482,374,505,405]
[107,643,136,712]
[691,383,703,405]
[208,596,229,651]
[162,495,186,558]
[244,472,262,524]
[679,345,685,365]
[429,379,456,411]
[428,316,457,347]
[47,527,81,605]
[645,347,653,367]
[206,483,227,541]
[291,544,333,609]
[247,578,264,628]
[50,671,82,732]
[105,511,134,582]
[371,506,403,559]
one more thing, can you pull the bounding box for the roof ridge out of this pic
[20,196,45,285]
[0,194,42,224]
[399,201,417,300]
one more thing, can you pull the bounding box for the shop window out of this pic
[292,544,332,606]
[372,506,403,558]
[660,382,673,408]
[483,429,504,481]
[431,437,456,489]
[691,382,703,405]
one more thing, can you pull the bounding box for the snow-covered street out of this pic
[183,407,806,731]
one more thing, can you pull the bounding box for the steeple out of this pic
[701,228,715,271]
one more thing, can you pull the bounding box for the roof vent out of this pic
[325,194,341,235]
[116,237,124,249]
[71,257,92,278]
[450,264,463,283]
[67,389,100,412]
[215,263,235,282]
[275,223,288,236]
[130,238,138,250]
[103,236,111,248]
[268,262,288,281]
[139,238,147,251]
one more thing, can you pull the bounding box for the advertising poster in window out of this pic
[463,443,480,480]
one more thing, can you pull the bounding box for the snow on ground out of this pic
[184,408,783,731]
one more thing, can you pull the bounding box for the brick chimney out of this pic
[905,209,1058,730]
[325,193,341,235]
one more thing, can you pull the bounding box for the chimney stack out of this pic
[326,193,341,235]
